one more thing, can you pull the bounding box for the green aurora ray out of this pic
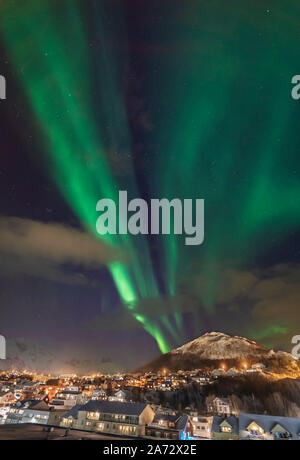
[1,0,300,350]
[0,0,173,353]
[143,1,300,339]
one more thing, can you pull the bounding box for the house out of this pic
[212,416,239,440]
[109,390,126,402]
[50,390,88,409]
[191,374,210,385]
[226,368,242,377]
[207,397,232,416]
[0,391,15,406]
[5,400,51,425]
[251,363,266,370]
[60,400,155,437]
[91,389,107,400]
[246,363,266,374]
[65,386,79,392]
[239,413,300,440]
[210,369,225,379]
[0,406,10,425]
[0,382,14,393]
[13,381,40,400]
[145,413,194,440]
[4,398,67,427]
[188,413,213,439]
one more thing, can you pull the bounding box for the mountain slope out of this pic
[173,332,269,359]
[136,332,294,373]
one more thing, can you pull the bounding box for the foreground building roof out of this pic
[63,400,148,419]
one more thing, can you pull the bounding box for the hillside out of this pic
[136,332,298,374]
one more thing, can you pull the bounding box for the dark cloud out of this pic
[0,216,121,285]
[89,263,300,352]
[249,263,300,347]
[186,262,300,350]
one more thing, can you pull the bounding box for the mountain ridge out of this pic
[135,331,295,373]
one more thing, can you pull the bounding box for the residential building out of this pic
[212,416,239,440]
[145,413,194,440]
[91,389,107,400]
[189,412,213,439]
[239,413,300,440]
[4,399,67,427]
[5,400,51,425]
[226,368,242,377]
[14,381,40,399]
[210,369,225,379]
[251,363,266,370]
[61,400,154,437]
[109,390,126,402]
[0,406,10,425]
[0,391,15,406]
[207,397,231,416]
[50,390,88,409]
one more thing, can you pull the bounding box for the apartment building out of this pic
[61,400,155,437]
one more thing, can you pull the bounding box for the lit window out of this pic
[87,412,100,420]
[221,426,232,433]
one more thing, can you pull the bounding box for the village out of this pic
[0,365,299,440]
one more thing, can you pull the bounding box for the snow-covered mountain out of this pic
[136,332,294,373]
[172,332,271,360]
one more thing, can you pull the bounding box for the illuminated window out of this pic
[87,412,100,420]
[247,421,264,435]
[221,426,232,433]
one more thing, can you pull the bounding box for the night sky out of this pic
[0,0,300,373]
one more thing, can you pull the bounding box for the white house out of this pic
[50,390,88,409]
[61,400,155,437]
[188,412,213,439]
[207,397,231,416]
[239,413,300,440]
[91,389,107,400]
[5,400,51,425]
[4,399,66,426]
[109,390,126,402]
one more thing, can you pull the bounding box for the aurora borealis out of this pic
[0,0,300,371]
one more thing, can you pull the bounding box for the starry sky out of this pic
[0,0,300,373]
